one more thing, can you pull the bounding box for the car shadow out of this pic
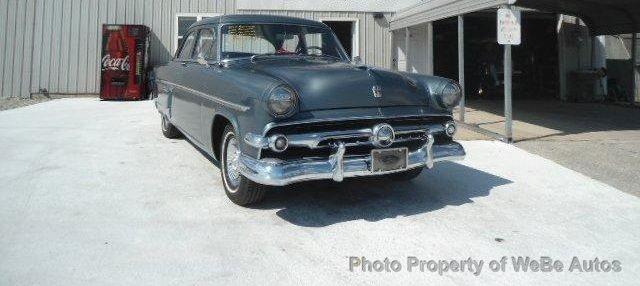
[250,162,512,227]
[182,137,221,168]
[179,136,512,226]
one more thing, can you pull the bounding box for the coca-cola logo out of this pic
[102,55,130,71]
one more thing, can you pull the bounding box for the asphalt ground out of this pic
[1,99,638,285]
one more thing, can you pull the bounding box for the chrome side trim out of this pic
[156,79,250,112]
[237,140,466,186]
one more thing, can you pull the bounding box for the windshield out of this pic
[220,24,348,61]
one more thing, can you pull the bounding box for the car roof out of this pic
[192,14,329,29]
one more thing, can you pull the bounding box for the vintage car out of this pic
[153,15,465,205]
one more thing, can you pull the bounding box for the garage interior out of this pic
[433,10,559,101]
[437,11,639,142]
[430,10,569,142]
[393,2,639,143]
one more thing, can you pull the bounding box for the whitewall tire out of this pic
[220,124,266,206]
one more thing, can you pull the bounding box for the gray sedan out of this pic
[153,15,465,205]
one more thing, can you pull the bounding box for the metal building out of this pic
[0,0,415,99]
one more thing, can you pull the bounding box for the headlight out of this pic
[437,82,462,109]
[267,85,298,118]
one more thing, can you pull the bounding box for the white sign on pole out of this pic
[497,8,521,45]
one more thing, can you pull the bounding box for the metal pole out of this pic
[405,27,411,72]
[593,35,607,98]
[458,15,465,123]
[426,22,434,75]
[557,15,567,101]
[390,30,395,70]
[632,33,638,103]
[504,44,513,143]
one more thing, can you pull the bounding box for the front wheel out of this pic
[220,125,266,206]
[161,115,181,139]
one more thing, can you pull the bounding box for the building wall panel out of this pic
[20,0,36,99]
[0,0,237,98]
[1,0,17,98]
[49,0,63,93]
[77,0,89,93]
[59,0,72,93]
[87,0,100,93]
[30,0,43,94]
[11,0,26,98]
[0,0,7,97]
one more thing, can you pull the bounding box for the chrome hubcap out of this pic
[225,136,242,191]
[162,116,169,131]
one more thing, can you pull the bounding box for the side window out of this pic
[194,28,217,60]
[174,13,221,53]
[177,17,197,49]
[281,35,300,53]
[305,33,323,55]
[178,31,197,60]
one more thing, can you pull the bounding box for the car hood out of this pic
[249,59,428,111]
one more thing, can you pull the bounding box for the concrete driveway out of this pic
[455,99,640,196]
[1,99,639,285]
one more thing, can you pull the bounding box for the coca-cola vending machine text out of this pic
[100,25,150,100]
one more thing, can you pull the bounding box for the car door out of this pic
[182,26,221,144]
[172,29,203,143]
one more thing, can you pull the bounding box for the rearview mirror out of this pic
[352,56,362,65]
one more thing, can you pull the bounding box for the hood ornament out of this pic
[372,85,383,98]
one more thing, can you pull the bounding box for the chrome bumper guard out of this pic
[238,134,466,186]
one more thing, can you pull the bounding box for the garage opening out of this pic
[392,1,640,144]
[434,10,560,101]
[323,20,356,58]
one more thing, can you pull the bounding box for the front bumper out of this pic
[237,134,465,186]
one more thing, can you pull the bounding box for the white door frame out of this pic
[174,13,221,53]
[319,17,360,59]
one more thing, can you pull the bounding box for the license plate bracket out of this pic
[371,148,408,173]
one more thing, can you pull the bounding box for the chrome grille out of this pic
[259,116,453,160]
[265,116,450,136]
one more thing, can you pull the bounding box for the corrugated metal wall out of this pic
[237,9,393,68]
[0,0,393,99]
[393,25,429,73]
[0,0,235,98]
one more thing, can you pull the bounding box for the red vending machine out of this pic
[100,25,150,100]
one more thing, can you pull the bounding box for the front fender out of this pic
[201,94,275,161]
[399,72,458,112]
[201,102,242,159]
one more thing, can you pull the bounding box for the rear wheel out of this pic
[386,168,423,181]
[161,115,181,139]
[220,124,266,206]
